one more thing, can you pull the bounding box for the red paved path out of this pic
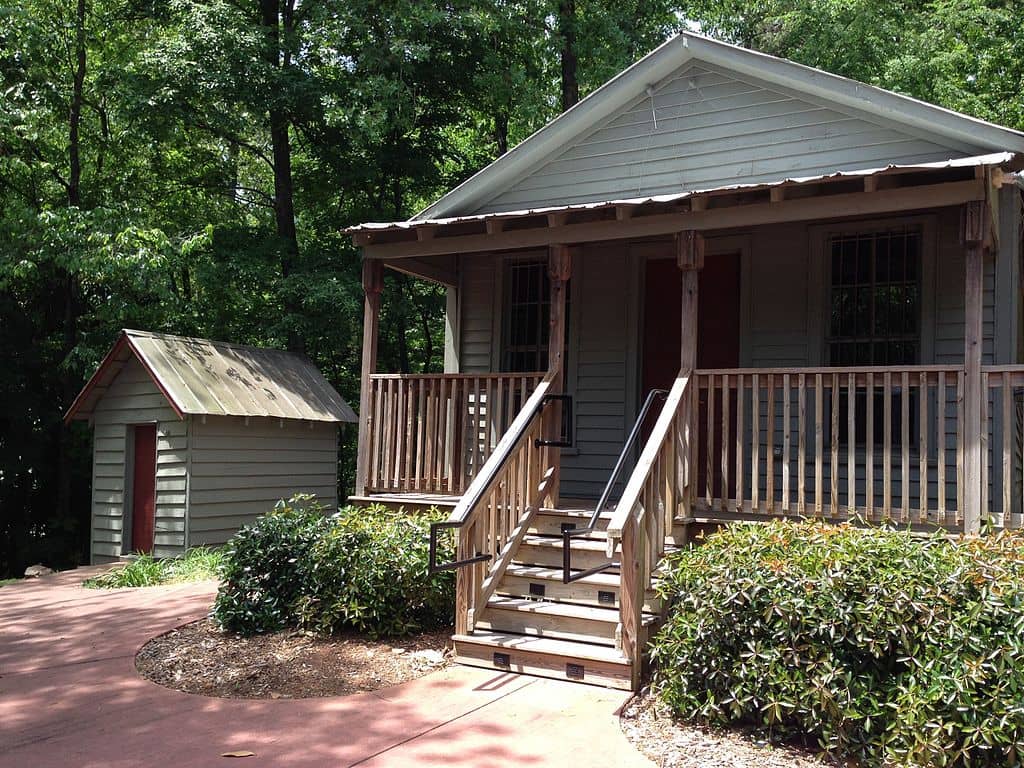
[0,568,652,767]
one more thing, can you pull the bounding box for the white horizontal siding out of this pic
[476,63,984,213]
[89,357,187,561]
[185,415,338,547]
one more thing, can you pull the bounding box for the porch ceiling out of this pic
[350,153,1018,261]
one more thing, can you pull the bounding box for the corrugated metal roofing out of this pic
[66,330,357,424]
[347,153,1016,234]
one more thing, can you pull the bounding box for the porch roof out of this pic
[348,153,1015,238]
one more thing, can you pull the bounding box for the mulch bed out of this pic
[136,618,452,699]
[620,692,830,768]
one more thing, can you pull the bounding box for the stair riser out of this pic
[477,608,618,645]
[498,575,661,613]
[529,514,609,537]
[454,640,634,690]
[516,543,619,571]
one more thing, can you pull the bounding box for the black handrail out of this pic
[561,388,669,584]
[428,390,572,575]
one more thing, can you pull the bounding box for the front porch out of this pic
[349,157,1022,690]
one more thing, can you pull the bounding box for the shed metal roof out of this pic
[66,330,357,424]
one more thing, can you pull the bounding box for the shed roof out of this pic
[66,330,357,424]
[413,32,1024,220]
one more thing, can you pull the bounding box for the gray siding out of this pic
[476,63,984,214]
[186,416,338,546]
[560,243,634,498]
[459,254,498,372]
[90,358,187,562]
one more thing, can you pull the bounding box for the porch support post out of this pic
[677,231,704,512]
[546,244,572,507]
[961,200,988,535]
[355,259,384,497]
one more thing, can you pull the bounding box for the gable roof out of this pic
[65,329,357,424]
[416,32,1024,219]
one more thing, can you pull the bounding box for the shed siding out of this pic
[186,416,338,546]
[476,63,985,214]
[90,357,187,562]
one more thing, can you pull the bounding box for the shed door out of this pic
[130,424,157,554]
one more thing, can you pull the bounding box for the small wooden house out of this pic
[65,329,356,563]
[348,32,1024,690]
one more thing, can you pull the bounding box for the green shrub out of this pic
[84,547,223,588]
[652,521,1024,767]
[213,495,330,633]
[295,507,454,638]
[212,498,454,638]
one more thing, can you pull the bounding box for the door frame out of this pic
[123,421,158,555]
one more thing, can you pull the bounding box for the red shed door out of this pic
[130,424,157,554]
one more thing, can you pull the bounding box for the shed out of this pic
[66,329,357,563]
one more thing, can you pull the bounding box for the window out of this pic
[827,227,921,366]
[826,226,922,446]
[502,259,570,373]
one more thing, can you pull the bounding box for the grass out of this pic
[84,547,223,589]
[0,578,20,587]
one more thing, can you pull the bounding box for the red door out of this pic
[131,424,157,554]
[642,250,740,497]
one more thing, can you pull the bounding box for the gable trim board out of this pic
[415,33,1024,220]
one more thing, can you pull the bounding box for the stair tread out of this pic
[539,507,614,518]
[453,631,630,665]
[503,563,621,587]
[487,595,657,624]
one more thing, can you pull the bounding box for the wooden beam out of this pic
[547,212,569,228]
[863,176,879,193]
[355,260,384,497]
[362,179,985,260]
[615,205,634,221]
[689,196,707,212]
[676,230,705,271]
[485,219,505,235]
[382,257,457,287]
[769,187,785,203]
[961,200,988,535]
[416,226,435,241]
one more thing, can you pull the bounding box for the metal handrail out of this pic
[561,388,669,583]
[428,383,570,574]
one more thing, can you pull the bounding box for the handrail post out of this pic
[356,260,384,497]
[546,245,572,508]
[677,231,703,515]
[961,200,989,535]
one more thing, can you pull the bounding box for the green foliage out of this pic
[652,521,1024,766]
[83,547,224,588]
[213,495,332,633]
[295,506,454,638]
[213,497,453,638]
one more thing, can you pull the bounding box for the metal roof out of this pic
[348,153,1016,234]
[66,330,357,424]
[414,31,1024,220]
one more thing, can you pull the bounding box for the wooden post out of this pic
[677,231,703,511]
[961,200,988,535]
[355,259,384,497]
[546,244,572,506]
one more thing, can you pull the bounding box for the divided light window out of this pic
[827,226,922,447]
[827,227,921,366]
[503,259,571,373]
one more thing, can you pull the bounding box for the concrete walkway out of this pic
[0,568,653,768]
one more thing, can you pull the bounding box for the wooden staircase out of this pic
[453,507,662,690]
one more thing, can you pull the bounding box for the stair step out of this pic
[478,595,659,646]
[453,631,634,690]
[516,535,618,570]
[530,508,610,538]
[498,564,662,612]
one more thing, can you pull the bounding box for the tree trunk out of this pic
[260,0,303,353]
[558,0,579,112]
[494,110,509,156]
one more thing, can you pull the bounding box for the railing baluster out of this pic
[847,372,855,515]
[797,374,806,516]
[751,373,760,513]
[721,374,730,514]
[866,372,874,520]
[735,374,745,513]
[883,371,892,520]
[706,376,714,510]
[1002,372,1012,528]
[901,371,910,522]
[919,371,928,523]
[937,372,946,527]
[782,374,791,513]
[830,372,839,518]
[766,374,775,512]
[981,371,989,522]
[814,373,823,516]
[957,370,965,526]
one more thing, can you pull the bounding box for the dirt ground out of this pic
[136,618,452,699]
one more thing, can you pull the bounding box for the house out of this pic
[65,329,356,563]
[347,32,1024,690]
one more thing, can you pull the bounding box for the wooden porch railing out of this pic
[364,372,544,495]
[606,371,693,682]
[440,372,560,634]
[691,365,981,528]
[983,366,1024,529]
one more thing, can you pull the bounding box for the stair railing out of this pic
[428,370,566,634]
[605,371,693,670]
[561,388,669,583]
